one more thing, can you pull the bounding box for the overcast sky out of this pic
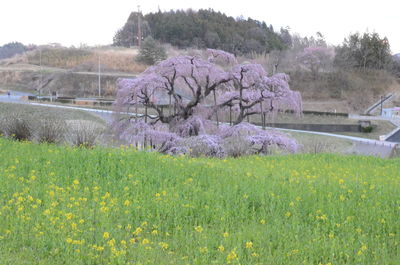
[1,0,399,53]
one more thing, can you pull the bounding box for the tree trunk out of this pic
[213,90,219,126]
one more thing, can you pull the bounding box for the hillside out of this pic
[1,44,399,112]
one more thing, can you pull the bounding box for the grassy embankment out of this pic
[0,138,398,264]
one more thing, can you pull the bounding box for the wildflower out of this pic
[223,232,229,237]
[73,179,79,185]
[133,227,143,236]
[65,213,73,220]
[96,246,104,251]
[107,239,115,247]
[199,246,208,253]
[259,219,266,225]
[226,249,238,263]
[245,241,253,249]
[141,238,150,245]
[66,238,73,244]
[159,242,169,250]
[194,226,203,233]
[103,232,110,239]
[218,245,225,252]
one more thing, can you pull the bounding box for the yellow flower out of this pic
[285,211,292,217]
[218,245,225,252]
[65,213,73,220]
[226,249,238,263]
[223,232,229,238]
[124,200,130,206]
[142,238,150,245]
[194,226,203,233]
[199,246,208,253]
[73,179,79,185]
[66,238,73,244]
[245,241,253,249]
[107,239,115,247]
[159,242,169,250]
[133,227,142,236]
[103,232,110,239]
[259,219,266,225]
[96,246,104,251]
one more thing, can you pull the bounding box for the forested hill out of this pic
[113,9,289,55]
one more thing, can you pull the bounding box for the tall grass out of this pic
[0,138,398,264]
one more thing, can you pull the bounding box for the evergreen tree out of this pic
[136,37,167,65]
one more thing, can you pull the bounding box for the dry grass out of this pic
[2,47,147,74]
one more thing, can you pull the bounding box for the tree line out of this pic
[113,9,288,55]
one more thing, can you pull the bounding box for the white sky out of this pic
[0,0,399,53]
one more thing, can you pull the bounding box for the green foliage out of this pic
[360,125,374,133]
[0,138,399,264]
[135,36,167,65]
[113,12,151,47]
[114,9,287,55]
[334,32,392,70]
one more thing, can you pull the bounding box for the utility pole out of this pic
[137,5,142,48]
[98,54,101,98]
[39,48,42,97]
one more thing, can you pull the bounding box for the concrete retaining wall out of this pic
[264,123,366,133]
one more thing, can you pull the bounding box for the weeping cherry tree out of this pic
[113,49,302,157]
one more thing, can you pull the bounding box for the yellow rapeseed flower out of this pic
[226,249,238,263]
[103,232,110,239]
[245,241,253,249]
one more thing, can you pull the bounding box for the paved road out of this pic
[0,91,34,103]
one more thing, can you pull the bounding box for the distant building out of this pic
[382,107,400,118]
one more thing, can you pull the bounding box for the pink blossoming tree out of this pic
[297,46,334,79]
[114,49,302,157]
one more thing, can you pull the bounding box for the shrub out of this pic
[35,118,67,143]
[2,113,33,141]
[67,121,104,148]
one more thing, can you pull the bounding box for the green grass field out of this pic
[0,138,399,265]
